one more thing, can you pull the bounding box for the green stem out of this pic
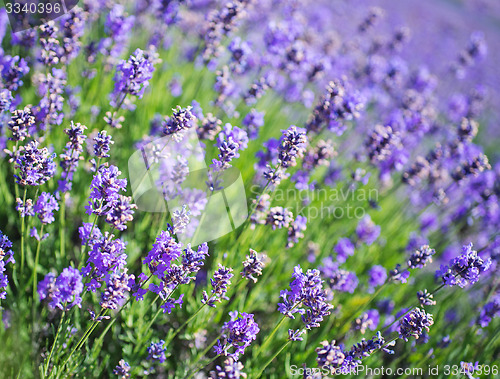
[44,310,66,376]
[20,187,27,275]
[32,224,44,302]
[61,309,107,371]
[94,275,153,345]
[255,340,291,378]
[167,303,207,344]
[186,353,221,379]
[78,213,99,269]
[145,297,162,332]
[193,334,220,363]
[254,314,288,360]
[59,197,66,261]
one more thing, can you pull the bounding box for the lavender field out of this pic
[0,0,499,378]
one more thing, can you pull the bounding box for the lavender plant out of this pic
[0,0,499,378]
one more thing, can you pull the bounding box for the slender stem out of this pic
[255,340,291,378]
[32,224,44,301]
[20,187,27,275]
[254,314,288,359]
[78,214,99,269]
[94,275,153,344]
[193,334,220,363]
[145,297,162,332]
[132,294,163,355]
[59,197,66,261]
[61,309,107,371]
[44,310,66,376]
[167,303,207,344]
[187,342,230,379]
[186,353,221,379]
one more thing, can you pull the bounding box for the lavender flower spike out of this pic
[398,307,434,341]
[214,311,259,360]
[0,230,15,299]
[202,264,234,307]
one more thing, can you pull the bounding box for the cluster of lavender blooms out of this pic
[261,125,307,185]
[211,123,249,173]
[79,224,126,291]
[316,332,394,374]
[33,67,67,129]
[436,243,491,288]
[202,264,234,307]
[387,244,437,284]
[278,265,333,338]
[240,249,266,283]
[14,141,57,187]
[163,105,196,137]
[354,309,380,334]
[320,256,359,296]
[305,79,364,136]
[111,47,159,109]
[85,165,136,232]
[145,340,166,363]
[210,358,246,379]
[58,122,87,193]
[214,311,260,360]
[113,359,131,379]
[0,0,499,376]
[398,307,434,341]
[0,231,15,299]
[0,55,29,92]
[476,292,500,327]
[141,230,209,313]
[250,198,308,248]
[34,193,57,223]
[38,267,84,311]
[355,215,381,246]
[8,107,34,142]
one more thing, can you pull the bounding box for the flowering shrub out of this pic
[0,1,499,378]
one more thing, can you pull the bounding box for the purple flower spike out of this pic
[0,230,15,299]
[143,231,183,279]
[15,141,57,186]
[215,311,259,360]
[38,267,84,311]
[398,307,434,341]
[113,359,131,378]
[86,165,127,217]
[34,192,59,225]
[100,269,134,310]
[354,309,380,334]
[287,215,307,248]
[111,47,158,107]
[202,264,233,307]
[147,340,167,363]
[93,130,114,158]
[210,358,246,378]
[8,107,34,141]
[356,215,381,246]
[435,243,491,288]
[279,265,333,330]
[334,238,355,263]
[367,265,387,292]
